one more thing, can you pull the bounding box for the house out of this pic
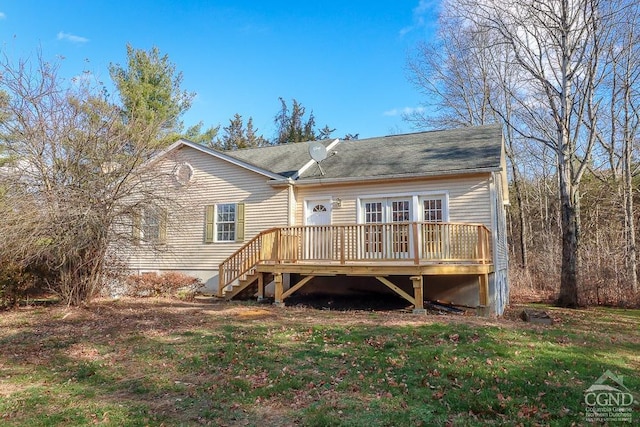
[129,124,509,315]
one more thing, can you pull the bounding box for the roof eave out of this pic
[267,177,296,187]
[291,167,500,187]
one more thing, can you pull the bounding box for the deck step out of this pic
[223,272,261,300]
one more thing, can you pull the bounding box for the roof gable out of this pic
[151,139,286,180]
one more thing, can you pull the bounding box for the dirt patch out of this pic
[235,308,275,319]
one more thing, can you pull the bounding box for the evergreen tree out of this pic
[218,114,268,150]
[184,122,220,149]
[109,44,194,147]
[274,98,321,144]
[245,117,268,148]
[317,125,336,140]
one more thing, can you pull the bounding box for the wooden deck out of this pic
[218,222,493,312]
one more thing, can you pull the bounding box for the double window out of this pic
[205,203,245,243]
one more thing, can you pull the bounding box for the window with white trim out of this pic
[204,203,245,243]
[364,201,383,223]
[422,197,445,222]
[216,203,236,242]
[392,200,411,222]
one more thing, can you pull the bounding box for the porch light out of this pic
[331,198,342,208]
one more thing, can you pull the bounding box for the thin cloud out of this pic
[57,31,89,44]
[70,71,98,86]
[399,0,440,37]
[0,12,6,19]
[384,106,425,117]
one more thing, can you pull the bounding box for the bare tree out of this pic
[591,2,640,294]
[406,14,497,129]
[406,9,532,271]
[0,54,178,305]
[449,0,612,307]
[409,0,640,305]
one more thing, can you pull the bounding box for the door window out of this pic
[306,201,331,225]
[362,198,411,257]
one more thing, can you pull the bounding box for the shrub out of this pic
[125,272,203,299]
[0,260,43,308]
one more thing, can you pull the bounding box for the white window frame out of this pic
[419,194,449,223]
[356,191,449,224]
[215,203,237,242]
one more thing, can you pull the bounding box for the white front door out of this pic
[305,200,332,259]
[306,200,332,226]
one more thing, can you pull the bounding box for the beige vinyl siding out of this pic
[492,169,509,315]
[294,174,492,227]
[131,146,289,272]
[493,171,509,271]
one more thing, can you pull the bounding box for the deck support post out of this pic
[477,273,490,317]
[257,273,265,301]
[273,273,284,307]
[411,275,426,314]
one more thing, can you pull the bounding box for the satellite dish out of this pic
[309,141,328,162]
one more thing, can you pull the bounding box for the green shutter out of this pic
[236,202,245,242]
[132,211,141,245]
[158,209,168,244]
[205,205,215,243]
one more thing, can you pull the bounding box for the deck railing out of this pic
[218,222,492,292]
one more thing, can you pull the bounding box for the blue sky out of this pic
[0,1,440,140]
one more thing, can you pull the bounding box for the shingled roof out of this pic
[224,124,503,182]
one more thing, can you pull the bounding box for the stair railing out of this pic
[217,228,279,296]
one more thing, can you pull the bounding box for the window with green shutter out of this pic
[205,205,215,243]
[205,203,245,243]
[236,203,245,242]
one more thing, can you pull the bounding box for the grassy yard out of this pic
[0,298,638,426]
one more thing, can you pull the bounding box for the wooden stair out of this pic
[223,269,258,300]
[223,271,274,300]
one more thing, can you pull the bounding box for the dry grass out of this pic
[0,297,638,426]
